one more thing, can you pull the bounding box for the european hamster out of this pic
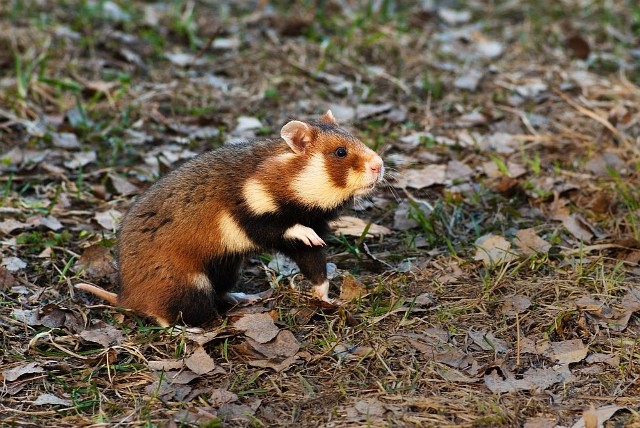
[76,110,384,326]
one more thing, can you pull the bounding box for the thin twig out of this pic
[554,89,629,144]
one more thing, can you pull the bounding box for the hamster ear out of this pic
[281,120,312,154]
[319,109,338,125]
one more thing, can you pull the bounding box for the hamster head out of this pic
[281,110,385,210]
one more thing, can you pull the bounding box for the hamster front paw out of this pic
[283,224,326,247]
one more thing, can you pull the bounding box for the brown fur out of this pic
[75,111,384,326]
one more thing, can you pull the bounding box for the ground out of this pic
[1,1,640,427]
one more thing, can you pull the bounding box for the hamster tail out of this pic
[75,282,119,305]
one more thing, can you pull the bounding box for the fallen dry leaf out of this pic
[334,342,375,362]
[515,228,551,255]
[436,366,480,383]
[468,330,510,353]
[474,234,517,267]
[570,405,627,428]
[233,313,279,343]
[145,377,192,401]
[575,296,613,318]
[148,360,185,371]
[163,370,200,385]
[2,362,44,382]
[438,7,471,25]
[267,253,299,276]
[64,151,96,169]
[249,355,299,372]
[11,308,40,326]
[475,39,504,59]
[218,400,261,423]
[454,69,483,91]
[94,209,123,231]
[576,287,640,332]
[395,164,447,189]
[32,393,73,406]
[523,417,557,428]
[75,244,116,279]
[479,133,520,154]
[171,406,218,425]
[233,116,263,136]
[108,173,140,196]
[330,216,391,238]
[52,132,81,149]
[484,365,572,393]
[186,330,221,346]
[39,304,83,332]
[551,339,589,364]
[606,286,640,331]
[246,329,300,359]
[0,266,16,290]
[457,110,487,127]
[433,347,475,369]
[392,201,419,231]
[1,256,27,272]
[482,159,527,179]
[446,160,474,181]
[552,208,601,242]
[339,274,368,302]
[0,218,30,234]
[352,398,388,417]
[355,103,393,120]
[501,295,532,316]
[79,321,124,347]
[184,345,216,375]
[210,388,238,407]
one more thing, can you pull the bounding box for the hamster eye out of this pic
[335,147,348,158]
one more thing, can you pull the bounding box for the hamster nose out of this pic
[369,157,383,175]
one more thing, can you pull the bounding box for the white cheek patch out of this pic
[191,273,212,291]
[243,178,278,215]
[283,224,326,246]
[218,211,256,253]
[346,168,366,190]
[292,155,354,209]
